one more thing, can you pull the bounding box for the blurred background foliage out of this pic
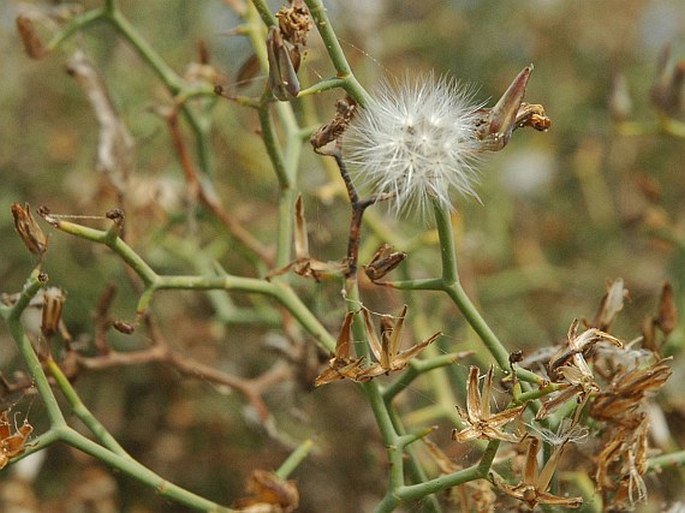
[1,0,685,512]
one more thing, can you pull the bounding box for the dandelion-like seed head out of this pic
[345,73,483,220]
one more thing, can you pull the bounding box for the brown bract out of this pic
[452,365,525,444]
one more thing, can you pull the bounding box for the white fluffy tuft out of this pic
[345,73,483,220]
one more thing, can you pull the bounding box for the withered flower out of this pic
[233,469,299,513]
[452,365,525,444]
[0,410,33,470]
[276,0,312,48]
[11,203,48,258]
[594,420,649,510]
[310,96,357,154]
[590,357,672,424]
[538,320,621,420]
[314,305,441,386]
[493,437,582,509]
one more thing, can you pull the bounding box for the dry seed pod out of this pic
[267,26,301,101]
[11,203,48,258]
[16,15,46,59]
[363,243,406,281]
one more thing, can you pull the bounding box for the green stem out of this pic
[249,0,277,27]
[108,8,183,93]
[302,0,370,106]
[6,274,66,427]
[47,219,159,285]
[648,450,685,471]
[432,204,508,370]
[46,7,107,51]
[276,439,315,478]
[59,426,233,512]
[47,359,130,456]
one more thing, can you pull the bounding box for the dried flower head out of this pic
[345,73,483,218]
[452,365,525,443]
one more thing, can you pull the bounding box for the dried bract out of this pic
[548,320,622,384]
[590,358,672,424]
[643,281,678,351]
[538,321,621,419]
[314,305,441,386]
[452,365,525,443]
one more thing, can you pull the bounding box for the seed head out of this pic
[344,73,483,219]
